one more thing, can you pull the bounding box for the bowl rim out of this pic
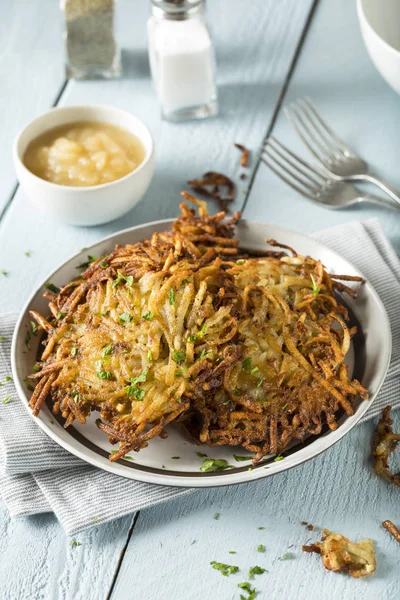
[10,217,393,488]
[357,0,400,58]
[13,104,155,193]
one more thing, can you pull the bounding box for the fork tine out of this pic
[262,145,319,193]
[267,136,327,186]
[297,99,344,158]
[304,97,352,155]
[260,156,316,200]
[284,105,332,164]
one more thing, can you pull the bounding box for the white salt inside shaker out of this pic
[148,0,218,121]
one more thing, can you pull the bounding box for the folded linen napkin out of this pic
[0,218,399,535]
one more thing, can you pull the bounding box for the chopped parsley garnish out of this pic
[45,282,60,294]
[188,334,197,343]
[25,330,31,349]
[250,366,259,375]
[229,551,237,554]
[131,369,148,385]
[2,396,11,404]
[196,451,207,458]
[310,274,321,296]
[99,261,108,268]
[200,458,233,473]
[0,336,5,341]
[119,312,133,324]
[33,364,41,373]
[102,344,113,357]
[125,385,145,400]
[23,377,34,392]
[30,321,38,335]
[181,279,190,285]
[70,540,81,547]
[198,348,211,360]
[25,251,31,257]
[112,270,134,288]
[278,552,292,561]
[169,288,175,305]
[56,312,67,320]
[236,260,245,265]
[248,565,266,579]
[258,527,265,530]
[1,270,9,276]
[238,582,257,599]
[257,545,265,552]
[274,454,284,462]
[71,390,79,402]
[97,371,113,380]
[76,255,96,269]
[172,350,185,363]
[147,350,153,361]
[198,323,207,338]
[242,357,252,373]
[214,513,220,520]
[210,561,239,577]
[93,516,99,521]
[142,311,153,321]
[233,455,252,462]
[281,403,288,410]
[256,376,263,388]
[70,347,77,357]
[171,456,180,460]
[5,376,12,382]
[123,455,133,460]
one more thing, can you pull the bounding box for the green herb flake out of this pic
[198,323,207,338]
[236,260,245,266]
[76,255,96,270]
[250,366,259,375]
[233,454,252,462]
[214,513,220,520]
[25,330,31,349]
[242,357,252,373]
[93,516,99,521]
[248,565,266,579]
[172,350,185,364]
[2,395,11,404]
[70,347,77,357]
[210,561,239,577]
[256,376,264,388]
[131,369,148,385]
[0,336,5,341]
[71,390,79,402]
[278,552,292,561]
[45,282,60,294]
[181,279,189,285]
[125,385,145,401]
[257,545,265,553]
[5,376,12,382]
[99,261,108,268]
[70,540,81,548]
[97,370,113,380]
[30,321,38,336]
[281,403,288,410]
[147,350,153,361]
[56,312,67,320]
[200,458,233,473]
[169,288,175,306]
[274,454,284,462]
[196,451,208,458]
[198,348,211,360]
[102,344,113,357]
[187,334,197,343]
[123,455,133,461]
[310,274,321,296]
[1,270,9,276]
[142,312,153,321]
[49,419,54,425]
[229,551,237,555]
[171,456,180,460]
[119,312,133,324]
[258,527,265,530]
[25,251,31,257]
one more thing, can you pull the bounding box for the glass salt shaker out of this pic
[148,0,218,121]
[61,0,121,79]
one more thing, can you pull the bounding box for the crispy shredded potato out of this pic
[303,529,376,578]
[373,406,400,486]
[28,196,368,462]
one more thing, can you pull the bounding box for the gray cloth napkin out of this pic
[0,218,399,536]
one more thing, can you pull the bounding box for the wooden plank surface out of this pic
[243,0,400,251]
[111,420,399,600]
[0,1,317,599]
[0,0,66,215]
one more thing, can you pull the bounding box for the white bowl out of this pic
[13,105,154,226]
[357,0,400,96]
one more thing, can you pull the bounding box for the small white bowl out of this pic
[357,0,400,97]
[13,105,154,226]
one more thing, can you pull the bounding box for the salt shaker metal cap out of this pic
[151,0,204,21]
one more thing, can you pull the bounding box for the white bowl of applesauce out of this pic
[13,105,154,226]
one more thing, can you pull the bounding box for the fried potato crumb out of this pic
[302,529,376,578]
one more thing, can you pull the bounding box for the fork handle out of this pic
[358,174,400,206]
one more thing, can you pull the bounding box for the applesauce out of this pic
[23,121,145,187]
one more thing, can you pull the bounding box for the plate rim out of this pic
[11,218,392,487]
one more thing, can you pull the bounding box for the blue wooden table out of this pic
[1,1,400,598]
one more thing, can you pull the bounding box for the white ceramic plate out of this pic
[12,219,392,487]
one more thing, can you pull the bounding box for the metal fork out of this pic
[284,97,400,207]
[260,137,400,210]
